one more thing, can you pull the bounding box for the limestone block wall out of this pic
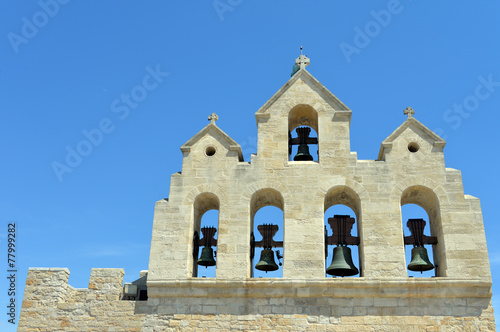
[143,68,494,330]
[143,279,496,331]
[18,268,147,331]
[19,66,495,330]
[19,269,496,331]
[148,119,491,282]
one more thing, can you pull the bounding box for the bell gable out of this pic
[179,115,243,175]
[377,112,446,166]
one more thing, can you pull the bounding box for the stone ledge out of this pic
[147,278,492,299]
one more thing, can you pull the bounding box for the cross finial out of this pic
[208,113,218,124]
[295,46,310,70]
[404,107,415,119]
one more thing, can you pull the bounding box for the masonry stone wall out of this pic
[148,71,492,282]
[19,61,495,330]
[19,268,495,331]
[18,268,147,331]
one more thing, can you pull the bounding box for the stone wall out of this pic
[19,268,495,331]
[19,64,496,330]
[18,268,147,331]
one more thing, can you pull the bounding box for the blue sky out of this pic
[1,1,500,330]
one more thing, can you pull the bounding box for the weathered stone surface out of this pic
[19,61,494,330]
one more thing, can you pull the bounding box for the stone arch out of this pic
[242,180,290,210]
[288,104,320,161]
[193,192,220,231]
[399,184,445,276]
[250,188,285,222]
[391,177,448,204]
[319,178,369,229]
[324,186,361,217]
[391,177,448,231]
[249,188,285,277]
[191,192,220,277]
[185,183,225,206]
[401,185,440,218]
[285,97,327,116]
[324,185,363,277]
[288,104,319,133]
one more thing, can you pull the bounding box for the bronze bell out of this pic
[255,249,279,272]
[408,246,434,272]
[326,246,359,277]
[197,247,216,267]
[294,144,313,161]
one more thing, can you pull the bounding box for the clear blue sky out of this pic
[1,1,500,330]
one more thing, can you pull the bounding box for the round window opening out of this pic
[408,142,419,153]
[205,146,216,156]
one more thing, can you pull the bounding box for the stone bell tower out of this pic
[19,54,495,330]
[144,54,495,329]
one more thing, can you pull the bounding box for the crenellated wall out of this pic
[18,268,148,331]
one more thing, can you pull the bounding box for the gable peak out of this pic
[180,114,243,161]
[377,110,446,160]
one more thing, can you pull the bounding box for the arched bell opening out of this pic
[402,204,436,278]
[288,104,319,162]
[324,205,360,278]
[401,185,443,277]
[324,186,362,278]
[192,193,220,278]
[250,189,284,278]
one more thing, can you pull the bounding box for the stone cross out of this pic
[208,113,218,124]
[295,48,310,69]
[404,107,415,119]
